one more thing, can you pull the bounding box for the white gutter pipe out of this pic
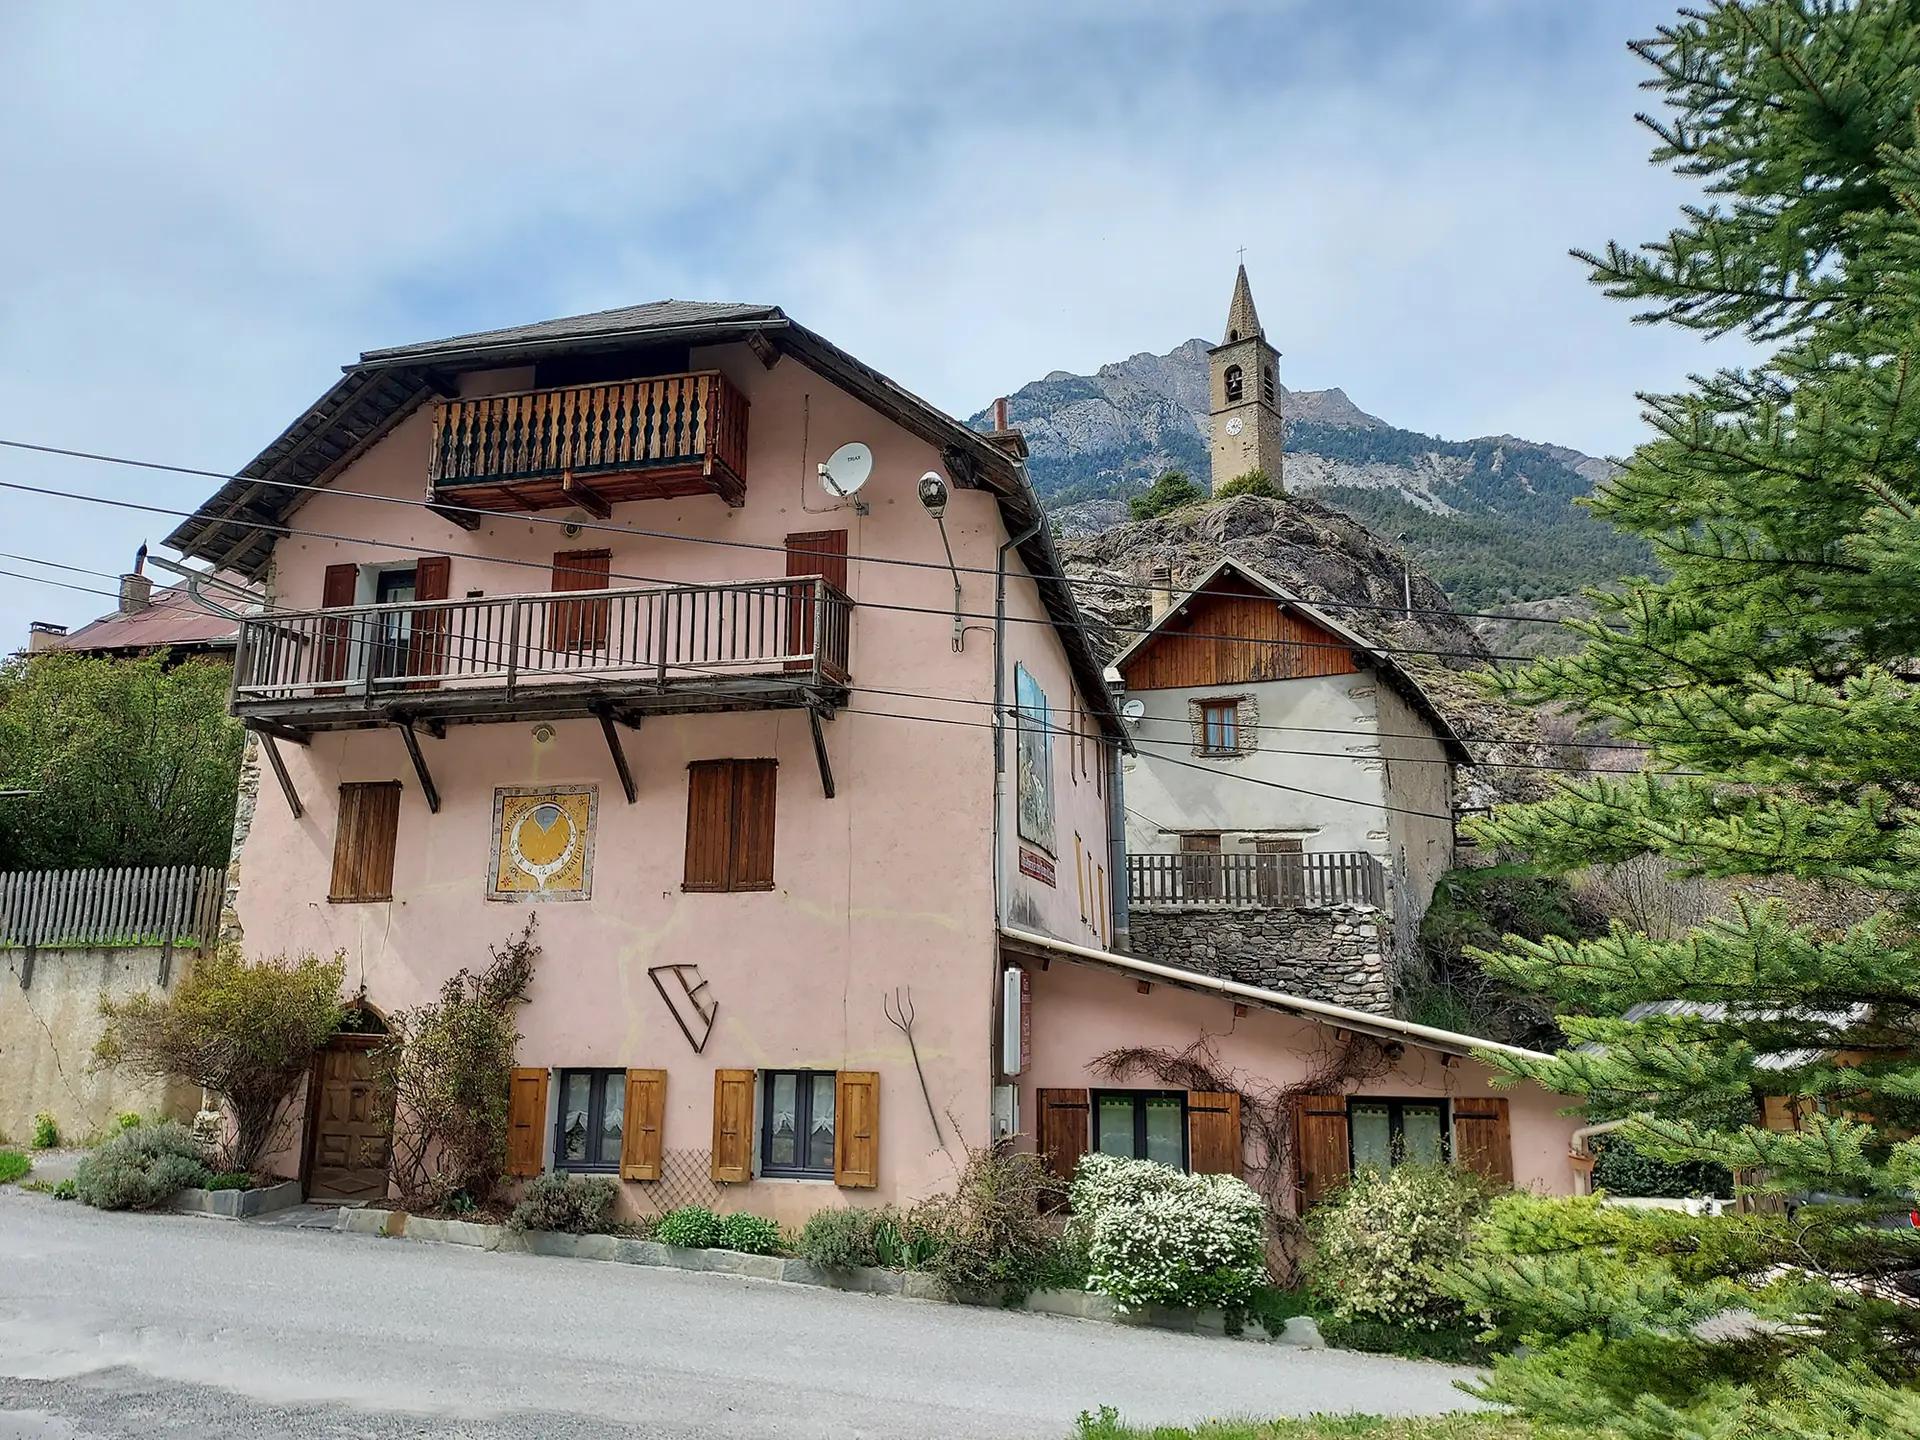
[1568,1117,1635,1197]
[998,925,1555,1062]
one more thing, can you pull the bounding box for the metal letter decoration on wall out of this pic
[1014,663,1055,854]
[487,786,598,901]
[649,963,718,1053]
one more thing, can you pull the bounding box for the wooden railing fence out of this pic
[1127,851,1385,909]
[0,865,225,952]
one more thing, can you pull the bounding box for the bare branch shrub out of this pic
[95,944,346,1172]
[376,918,539,1211]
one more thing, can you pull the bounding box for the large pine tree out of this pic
[1456,3,1920,1433]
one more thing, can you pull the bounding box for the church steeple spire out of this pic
[1224,263,1263,343]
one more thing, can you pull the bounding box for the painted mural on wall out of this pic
[1015,664,1055,854]
[488,786,598,901]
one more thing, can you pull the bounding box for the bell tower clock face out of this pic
[1224,416,1244,436]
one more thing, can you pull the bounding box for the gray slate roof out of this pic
[359,300,782,368]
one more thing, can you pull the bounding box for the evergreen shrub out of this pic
[1589,1132,1732,1200]
[1305,1162,1489,1332]
[797,1206,877,1268]
[717,1212,785,1255]
[72,1122,211,1211]
[508,1172,620,1234]
[1070,1153,1268,1313]
[655,1205,724,1249]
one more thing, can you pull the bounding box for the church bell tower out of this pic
[1208,265,1283,492]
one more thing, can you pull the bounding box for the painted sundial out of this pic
[488,787,597,901]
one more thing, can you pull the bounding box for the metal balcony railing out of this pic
[1127,851,1385,909]
[232,576,849,728]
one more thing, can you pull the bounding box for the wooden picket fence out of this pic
[0,865,226,951]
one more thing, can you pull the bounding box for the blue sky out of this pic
[0,1,1745,640]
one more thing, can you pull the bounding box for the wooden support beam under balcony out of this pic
[427,372,749,514]
[229,576,851,736]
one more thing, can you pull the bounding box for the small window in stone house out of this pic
[1223,365,1244,403]
[1350,1097,1449,1173]
[1263,366,1276,405]
[1200,701,1239,755]
[1094,1090,1187,1170]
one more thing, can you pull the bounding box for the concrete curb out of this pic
[332,1207,1293,1340]
[172,1180,303,1219]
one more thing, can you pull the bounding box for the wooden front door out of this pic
[306,1035,394,1202]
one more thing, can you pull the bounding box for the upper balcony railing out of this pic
[233,576,849,731]
[1127,851,1385,910]
[428,372,750,514]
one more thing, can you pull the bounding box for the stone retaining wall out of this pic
[1125,903,1395,1014]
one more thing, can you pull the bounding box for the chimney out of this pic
[986,396,1029,459]
[1149,564,1174,619]
[119,572,153,615]
[27,621,67,653]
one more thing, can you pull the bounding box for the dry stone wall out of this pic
[1125,903,1395,1014]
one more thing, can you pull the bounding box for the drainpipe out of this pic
[992,510,1046,931]
[1106,730,1129,952]
[1569,1117,1634,1197]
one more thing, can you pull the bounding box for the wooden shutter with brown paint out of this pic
[834,1071,879,1188]
[406,555,452,687]
[317,563,358,689]
[1188,1091,1242,1177]
[684,760,777,892]
[730,760,777,890]
[1037,1088,1090,1184]
[328,782,401,903]
[1452,1097,1513,1186]
[711,1069,754,1183]
[1292,1094,1351,1210]
[549,548,612,651]
[785,530,848,669]
[620,1068,667,1181]
[507,1067,549,1177]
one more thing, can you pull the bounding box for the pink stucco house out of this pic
[167,299,1579,1221]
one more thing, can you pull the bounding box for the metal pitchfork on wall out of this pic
[884,987,944,1146]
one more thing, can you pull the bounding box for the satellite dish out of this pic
[1120,699,1146,728]
[819,442,873,497]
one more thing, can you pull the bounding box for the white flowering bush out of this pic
[1069,1153,1268,1313]
[1304,1161,1488,1331]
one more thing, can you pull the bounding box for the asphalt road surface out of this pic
[0,1190,1484,1438]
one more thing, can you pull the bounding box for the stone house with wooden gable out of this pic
[1107,554,1467,1016]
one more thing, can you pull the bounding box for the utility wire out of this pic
[0,434,1588,627]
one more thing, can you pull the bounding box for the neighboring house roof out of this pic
[57,582,241,656]
[163,299,1121,737]
[1001,924,1552,1060]
[1112,555,1472,765]
[1619,999,1870,1071]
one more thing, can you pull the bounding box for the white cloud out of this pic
[0,0,1751,640]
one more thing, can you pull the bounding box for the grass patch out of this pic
[0,1150,30,1184]
[1072,1410,1542,1439]
[203,1172,255,1191]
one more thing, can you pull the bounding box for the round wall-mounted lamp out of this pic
[917,471,949,520]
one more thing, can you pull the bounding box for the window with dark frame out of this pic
[1348,1097,1450,1172]
[761,1070,837,1179]
[1224,364,1244,403]
[1092,1090,1187,1170]
[1200,701,1240,755]
[554,1068,626,1172]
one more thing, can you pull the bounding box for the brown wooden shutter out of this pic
[1037,1088,1090,1185]
[406,555,452,686]
[620,1068,667,1182]
[549,548,611,650]
[1188,1091,1242,1177]
[1452,1097,1513,1185]
[711,1069,754,1182]
[317,563,358,689]
[507,1067,549,1177]
[730,759,777,890]
[683,761,734,892]
[1292,1094,1351,1210]
[834,1071,879,1189]
[784,530,849,591]
[328,781,401,903]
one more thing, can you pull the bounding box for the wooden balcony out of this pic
[1127,851,1385,909]
[233,576,850,736]
[427,372,750,516]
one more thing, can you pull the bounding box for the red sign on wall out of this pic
[1019,848,1056,886]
